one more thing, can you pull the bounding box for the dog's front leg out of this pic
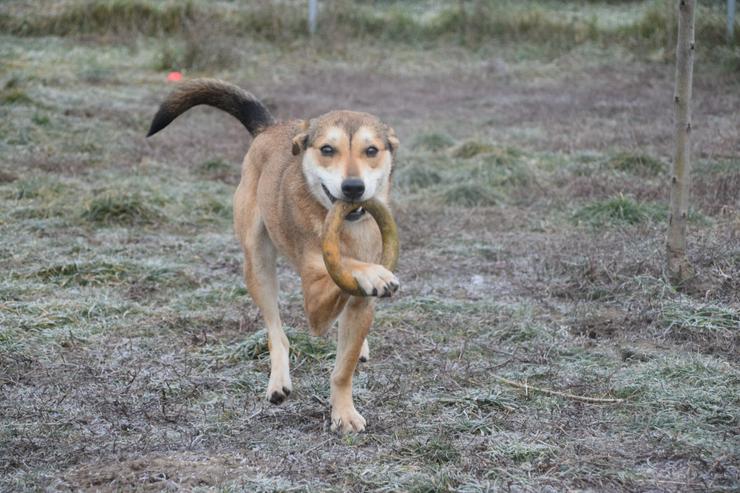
[300,258,350,337]
[331,296,374,433]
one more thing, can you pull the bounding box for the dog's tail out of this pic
[146,78,275,138]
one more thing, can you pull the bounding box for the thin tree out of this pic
[667,0,696,285]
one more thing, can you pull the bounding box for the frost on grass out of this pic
[81,193,162,225]
[1,6,739,492]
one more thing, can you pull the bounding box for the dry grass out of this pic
[1,1,739,491]
[2,0,737,57]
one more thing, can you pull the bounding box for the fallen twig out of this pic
[491,374,624,404]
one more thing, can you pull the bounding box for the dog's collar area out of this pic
[322,184,366,221]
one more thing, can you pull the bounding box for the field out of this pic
[1,0,739,491]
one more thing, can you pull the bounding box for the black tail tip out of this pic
[146,119,163,138]
[146,109,172,138]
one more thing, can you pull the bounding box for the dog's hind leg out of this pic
[241,225,292,404]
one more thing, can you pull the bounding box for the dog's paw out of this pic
[359,339,369,363]
[266,373,292,405]
[331,406,366,434]
[352,263,399,298]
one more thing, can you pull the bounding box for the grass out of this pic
[2,0,196,37]
[573,194,664,226]
[0,87,32,105]
[196,158,238,183]
[606,152,665,176]
[31,261,130,286]
[2,0,737,57]
[441,183,500,207]
[411,132,455,152]
[661,301,740,333]
[81,192,162,225]
[572,195,710,227]
[397,141,534,205]
[0,1,738,492]
[450,140,497,159]
[395,164,443,190]
[228,327,336,363]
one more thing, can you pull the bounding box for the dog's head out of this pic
[292,110,399,208]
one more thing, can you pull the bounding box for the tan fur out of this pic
[149,79,400,433]
[232,112,400,433]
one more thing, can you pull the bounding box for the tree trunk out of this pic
[667,0,696,286]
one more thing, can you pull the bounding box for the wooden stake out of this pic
[666,0,696,285]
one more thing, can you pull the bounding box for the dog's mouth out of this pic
[322,184,365,221]
[322,184,338,204]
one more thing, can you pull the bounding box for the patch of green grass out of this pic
[195,197,231,220]
[31,262,129,287]
[572,194,663,226]
[450,140,496,159]
[1,297,134,336]
[659,300,739,351]
[619,1,738,53]
[7,178,81,219]
[13,179,64,200]
[661,302,740,333]
[0,88,32,105]
[411,133,455,152]
[81,193,162,226]
[195,158,237,183]
[573,195,709,228]
[480,146,523,166]
[5,0,196,37]
[488,440,555,464]
[31,113,50,126]
[607,152,665,176]
[470,150,536,190]
[226,327,336,364]
[395,164,443,190]
[155,29,239,71]
[400,437,460,465]
[441,183,500,207]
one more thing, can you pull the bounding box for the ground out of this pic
[1,1,739,492]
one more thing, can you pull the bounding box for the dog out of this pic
[147,79,400,433]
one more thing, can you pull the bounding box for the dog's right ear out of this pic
[291,120,310,156]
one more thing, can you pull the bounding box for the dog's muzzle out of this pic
[322,184,366,221]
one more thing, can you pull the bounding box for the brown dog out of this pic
[147,79,400,433]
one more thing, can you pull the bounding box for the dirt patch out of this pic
[60,454,249,492]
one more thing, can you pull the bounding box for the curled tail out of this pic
[146,78,275,137]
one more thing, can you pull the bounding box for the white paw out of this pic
[266,372,292,405]
[331,406,366,434]
[352,264,399,297]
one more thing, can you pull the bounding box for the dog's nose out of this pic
[341,178,365,201]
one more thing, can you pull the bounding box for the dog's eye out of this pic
[320,145,335,156]
[366,146,378,157]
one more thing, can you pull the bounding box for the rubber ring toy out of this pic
[321,198,399,297]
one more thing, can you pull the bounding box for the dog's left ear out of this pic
[292,120,310,156]
[386,127,400,154]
